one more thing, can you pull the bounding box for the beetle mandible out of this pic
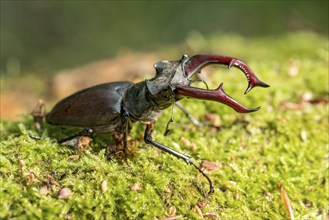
[46,54,269,195]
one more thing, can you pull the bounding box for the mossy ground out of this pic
[1,32,328,219]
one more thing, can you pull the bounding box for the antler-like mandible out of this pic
[184,54,269,94]
[176,54,269,113]
[177,83,260,113]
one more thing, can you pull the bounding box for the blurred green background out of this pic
[1,1,328,75]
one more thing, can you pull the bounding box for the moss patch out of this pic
[1,32,328,219]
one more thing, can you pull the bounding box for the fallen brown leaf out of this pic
[101,180,108,193]
[58,188,72,199]
[130,183,142,191]
[201,160,222,172]
[277,182,294,220]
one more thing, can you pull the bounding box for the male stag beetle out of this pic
[45,54,269,195]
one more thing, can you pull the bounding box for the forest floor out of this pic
[1,31,328,219]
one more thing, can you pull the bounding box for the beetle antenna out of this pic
[190,79,209,90]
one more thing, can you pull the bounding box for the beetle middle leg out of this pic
[106,110,134,159]
[144,123,214,195]
[175,102,203,127]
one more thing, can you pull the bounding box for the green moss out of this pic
[1,32,328,219]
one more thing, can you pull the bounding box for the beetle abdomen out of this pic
[46,82,133,131]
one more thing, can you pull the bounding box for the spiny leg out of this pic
[144,123,214,195]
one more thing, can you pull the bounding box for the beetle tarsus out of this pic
[191,163,215,195]
[28,134,42,140]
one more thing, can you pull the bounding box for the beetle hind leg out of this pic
[175,102,203,127]
[28,99,46,140]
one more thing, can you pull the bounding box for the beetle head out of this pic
[146,55,192,105]
[147,54,269,113]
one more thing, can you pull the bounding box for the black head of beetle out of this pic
[145,55,191,102]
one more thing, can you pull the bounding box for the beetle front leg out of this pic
[144,124,214,195]
[176,83,260,113]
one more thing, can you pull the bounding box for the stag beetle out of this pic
[45,54,269,195]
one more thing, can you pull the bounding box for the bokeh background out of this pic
[1,1,328,119]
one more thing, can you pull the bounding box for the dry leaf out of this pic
[30,99,46,131]
[67,155,80,161]
[193,204,204,219]
[180,137,197,151]
[204,113,221,127]
[47,175,60,187]
[204,212,218,219]
[196,198,209,209]
[61,136,92,153]
[23,171,35,183]
[277,182,294,220]
[18,159,26,170]
[101,180,108,193]
[130,183,142,191]
[39,185,50,195]
[201,160,222,172]
[77,136,92,153]
[58,188,72,199]
[168,206,176,217]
